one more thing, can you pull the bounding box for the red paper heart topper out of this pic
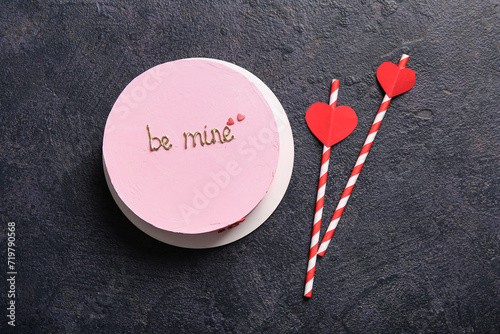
[376,62,416,98]
[305,103,358,147]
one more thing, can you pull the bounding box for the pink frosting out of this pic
[103,59,279,234]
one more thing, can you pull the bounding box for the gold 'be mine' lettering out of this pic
[147,124,234,151]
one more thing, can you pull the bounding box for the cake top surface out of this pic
[103,58,280,234]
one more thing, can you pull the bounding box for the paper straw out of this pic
[304,79,339,297]
[317,54,409,257]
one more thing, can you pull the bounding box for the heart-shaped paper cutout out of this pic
[227,117,234,125]
[237,113,245,121]
[376,62,416,98]
[305,103,358,147]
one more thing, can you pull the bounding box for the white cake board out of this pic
[103,58,294,249]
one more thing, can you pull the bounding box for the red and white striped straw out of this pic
[304,79,339,297]
[317,54,410,257]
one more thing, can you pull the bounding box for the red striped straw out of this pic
[304,79,339,297]
[317,54,410,257]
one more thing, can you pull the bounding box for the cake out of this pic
[103,58,280,235]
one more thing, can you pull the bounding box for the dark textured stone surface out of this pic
[1,0,499,332]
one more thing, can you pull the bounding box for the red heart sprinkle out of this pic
[237,113,245,121]
[376,62,416,98]
[227,117,235,125]
[305,103,358,147]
